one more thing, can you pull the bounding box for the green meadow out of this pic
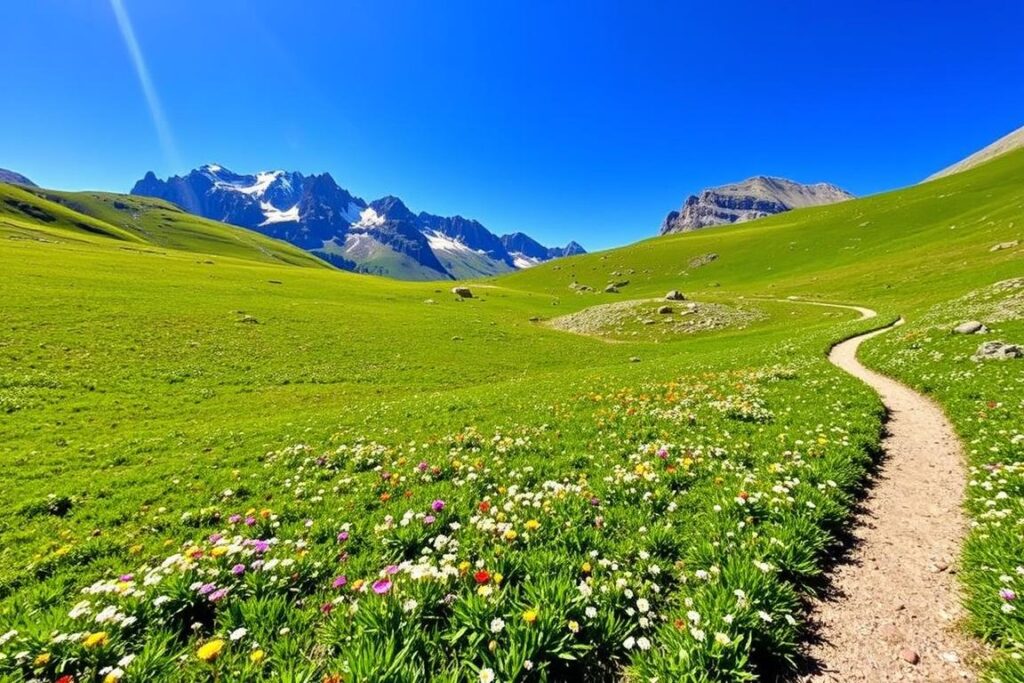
[0,150,1021,681]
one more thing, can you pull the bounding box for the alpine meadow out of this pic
[2,3,1024,682]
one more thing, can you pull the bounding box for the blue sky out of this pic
[2,1,1022,250]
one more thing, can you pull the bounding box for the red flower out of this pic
[479,501,491,513]
[56,677,75,683]
[474,570,491,584]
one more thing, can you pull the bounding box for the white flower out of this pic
[585,606,597,619]
[624,636,636,650]
[524,660,534,670]
[490,617,505,633]
[117,653,136,668]
[402,599,418,613]
[636,636,651,650]
[229,627,248,642]
[758,610,773,623]
[479,668,496,683]
[690,627,706,642]
[636,598,650,613]
[686,610,701,624]
[714,632,731,645]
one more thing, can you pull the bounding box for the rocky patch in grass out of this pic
[548,299,765,340]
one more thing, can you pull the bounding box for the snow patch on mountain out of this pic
[426,230,484,255]
[259,201,300,226]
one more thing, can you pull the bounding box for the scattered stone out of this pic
[267,279,282,285]
[688,252,719,269]
[665,290,686,301]
[629,356,641,363]
[528,316,540,322]
[929,562,949,573]
[609,280,630,288]
[642,319,656,325]
[658,305,673,314]
[452,286,473,298]
[238,314,259,325]
[952,321,986,335]
[604,285,619,294]
[939,651,959,664]
[900,649,920,665]
[972,340,1024,361]
[423,299,436,305]
[990,240,1019,252]
[451,335,463,341]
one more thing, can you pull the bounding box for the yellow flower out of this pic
[33,652,51,667]
[524,519,540,532]
[211,545,229,557]
[522,609,538,624]
[250,649,266,664]
[197,638,226,663]
[503,529,518,541]
[567,620,580,633]
[581,561,592,574]
[104,674,120,683]
[492,572,503,585]
[458,561,471,574]
[83,631,109,649]
[129,544,144,555]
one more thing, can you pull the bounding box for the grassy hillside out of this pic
[0,151,1020,681]
[0,183,331,269]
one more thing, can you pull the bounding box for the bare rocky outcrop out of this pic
[660,176,853,234]
[925,124,1024,182]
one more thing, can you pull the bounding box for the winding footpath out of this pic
[791,303,980,681]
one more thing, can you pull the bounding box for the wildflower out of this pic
[208,588,229,602]
[197,639,225,663]
[332,575,348,589]
[479,667,495,683]
[524,519,540,531]
[229,627,247,642]
[474,570,491,584]
[504,529,518,541]
[33,652,50,667]
[403,599,418,612]
[624,636,635,650]
[336,531,349,543]
[56,677,75,683]
[102,668,124,682]
[423,515,436,525]
[372,579,392,594]
[714,632,731,645]
[522,608,538,624]
[250,649,266,664]
[490,617,505,633]
[568,619,580,634]
[432,499,446,512]
[479,501,491,512]
[636,598,650,613]
[636,636,651,650]
[231,563,246,575]
[83,631,109,648]
[1000,588,1017,601]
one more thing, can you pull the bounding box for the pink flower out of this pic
[208,588,229,602]
[1000,588,1017,601]
[332,575,348,589]
[431,500,445,512]
[385,565,399,575]
[336,531,349,543]
[228,514,241,524]
[423,515,436,525]
[231,564,246,575]
[372,579,392,594]
[417,461,429,472]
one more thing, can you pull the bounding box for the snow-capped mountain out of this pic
[131,165,584,280]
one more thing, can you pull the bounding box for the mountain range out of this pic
[0,168,36,187]
[924,124,1024,182]
[660,176,854,234]
[131,165,584,280]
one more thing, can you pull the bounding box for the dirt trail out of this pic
[794,316,980,681]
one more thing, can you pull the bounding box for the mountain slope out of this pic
[660,176,853,234]
[0,168,36,187]
[132,165,584,280]
[925,123,1024,181]
[0,181,330,268]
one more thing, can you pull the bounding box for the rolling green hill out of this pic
[0,182,331,268]
[0,150,1020,681]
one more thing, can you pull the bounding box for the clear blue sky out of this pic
[3,1,1022,250]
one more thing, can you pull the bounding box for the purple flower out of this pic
[385,564,399,575]
[431,500,445,512]
[228,514,241,524]
[252,540,270,554]
[417,461,429,472]
[656,448,669,459]
[589,497,600,506]
[372,579,392,594]
[336,531,349,543]
[423,515,436,525]
[208,588,229,602]
[231,564,246,576]
[119,574,134,582]
[244,516,256,527]
[1000,588,1017,601]
[332,575,348,589]
[198,583,216,595]
[208,533,223,543]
